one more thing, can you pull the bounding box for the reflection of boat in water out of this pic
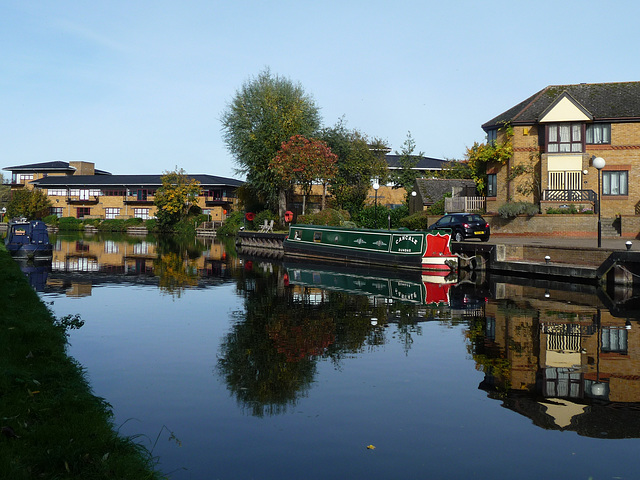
[15,258,52,292]
[5,219,53,259]
[283,224,458,273]
[284,261,485,306]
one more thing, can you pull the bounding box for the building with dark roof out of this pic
[481,82,640,220]
[2,161,243,221]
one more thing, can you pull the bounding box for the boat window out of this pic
[293,230,302,240]
[313,231,322,242]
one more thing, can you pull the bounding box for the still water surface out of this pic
[30,233,640,479]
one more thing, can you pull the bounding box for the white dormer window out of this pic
[547,123,583,153]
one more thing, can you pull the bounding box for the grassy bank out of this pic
[0,246,163,478]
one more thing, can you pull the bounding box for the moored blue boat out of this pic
[4,219,53,259]
[283,224,458,273]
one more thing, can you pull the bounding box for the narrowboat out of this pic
[283,224,458,272]
[4,219,53,259]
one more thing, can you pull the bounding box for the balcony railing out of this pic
[445,196,485,213]
[542,189,597,203]
[66,196,100,204]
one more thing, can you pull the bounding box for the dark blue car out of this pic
[428,213,490,242]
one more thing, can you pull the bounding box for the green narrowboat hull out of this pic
[283,224,457,272]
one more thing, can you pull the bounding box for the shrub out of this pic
[546,205,594,214]
[253,210,278,230]
[57,216,83,231]
[124,217,144,227]
[98,219,126,232]
[216,211,244,236]
[43,214,59,225]
[498,201,539,218]
[297,208,350,226]
[145,218,158,231]
[399,211,431,230]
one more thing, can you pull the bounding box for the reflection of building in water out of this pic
[475,282,640,436]
[45,236,238,296]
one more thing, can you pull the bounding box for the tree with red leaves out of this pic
[270,135,338,215]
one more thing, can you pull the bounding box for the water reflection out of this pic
[46,232,237,297]
[27,234,640,440]
[472,280,640,437]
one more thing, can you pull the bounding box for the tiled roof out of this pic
[483,81,640,130]
[385,155,447,170]
[415,178,477,204]
[31,174,244,188]
[3,161,76,172]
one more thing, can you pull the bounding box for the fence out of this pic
[445,196,485,213]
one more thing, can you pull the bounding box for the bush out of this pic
[98,219,126,232]
[43,214,59,225]
[124,217,144,227]
[498,201,539,218]
[216,211,244,236]
[546,205,594,214]
[145,218,158,231]
[253,210,278,230]
[57,216,83,231]
[297,208,350,226]
[399,211,431,230]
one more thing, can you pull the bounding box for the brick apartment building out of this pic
[482,82,640,219]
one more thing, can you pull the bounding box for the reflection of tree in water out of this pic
[154,235,208,297]
[217,265,428,416]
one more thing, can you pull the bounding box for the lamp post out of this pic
[373,179,380,229]
[593,156,606,248]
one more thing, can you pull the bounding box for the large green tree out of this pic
[269,135,338,214]
[154,168,201,229]
[0,173,10,214]
[6,188,52,220]
[221,69,321,215]
[320,119,389,214]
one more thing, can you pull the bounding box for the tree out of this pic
[320,119,389,214]
[221,69,321,216]
[435,159,473,179]
[0,173,10,210]
[6,188,52,220]
[154,168,201,229]
[393,131,424,199]
[269,135,338,214]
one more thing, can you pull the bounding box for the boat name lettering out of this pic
[395,235,418,245]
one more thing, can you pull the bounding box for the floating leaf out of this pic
[366,444,376,450]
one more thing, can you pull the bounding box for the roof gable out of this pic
[539,91,592,123]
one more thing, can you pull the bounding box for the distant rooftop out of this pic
[386,154,447,170]
[31,174,244,188]
[2,161,111,175]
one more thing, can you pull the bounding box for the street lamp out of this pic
[593,156,606,248]
[373,179,380,229]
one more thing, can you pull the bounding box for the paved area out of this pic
[483,235,640,251]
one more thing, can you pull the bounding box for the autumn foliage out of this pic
[270,135,338,213]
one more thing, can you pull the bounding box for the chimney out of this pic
[69,161,95,176]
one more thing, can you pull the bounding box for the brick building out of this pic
[2,161,243,221]
[482,82,640,218]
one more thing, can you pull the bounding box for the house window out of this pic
[134,208,150,219]
[602,326,627,354]
[50,207,63,218]
[77,207,90,218]
[47,189,66,196]
[105,207,121,219]
[486,174,497,197]
[486,129,497,146]
[586,124,611,144]
[137,189,148,201]
[547,123,583,153]
[602,171,628,196]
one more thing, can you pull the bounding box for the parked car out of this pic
[428,213,490,242]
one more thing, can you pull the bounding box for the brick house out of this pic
[2,161,243,221]
[482,82,640,219]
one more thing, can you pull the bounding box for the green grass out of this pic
[0,245,164,479]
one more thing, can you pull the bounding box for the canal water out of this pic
[28,233,640,479]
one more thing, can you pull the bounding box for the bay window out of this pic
[547,123,583,153]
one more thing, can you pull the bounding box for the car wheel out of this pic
[454,231,464,242]
[481,235,490,242]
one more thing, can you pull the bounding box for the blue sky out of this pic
[2,0,638,180]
